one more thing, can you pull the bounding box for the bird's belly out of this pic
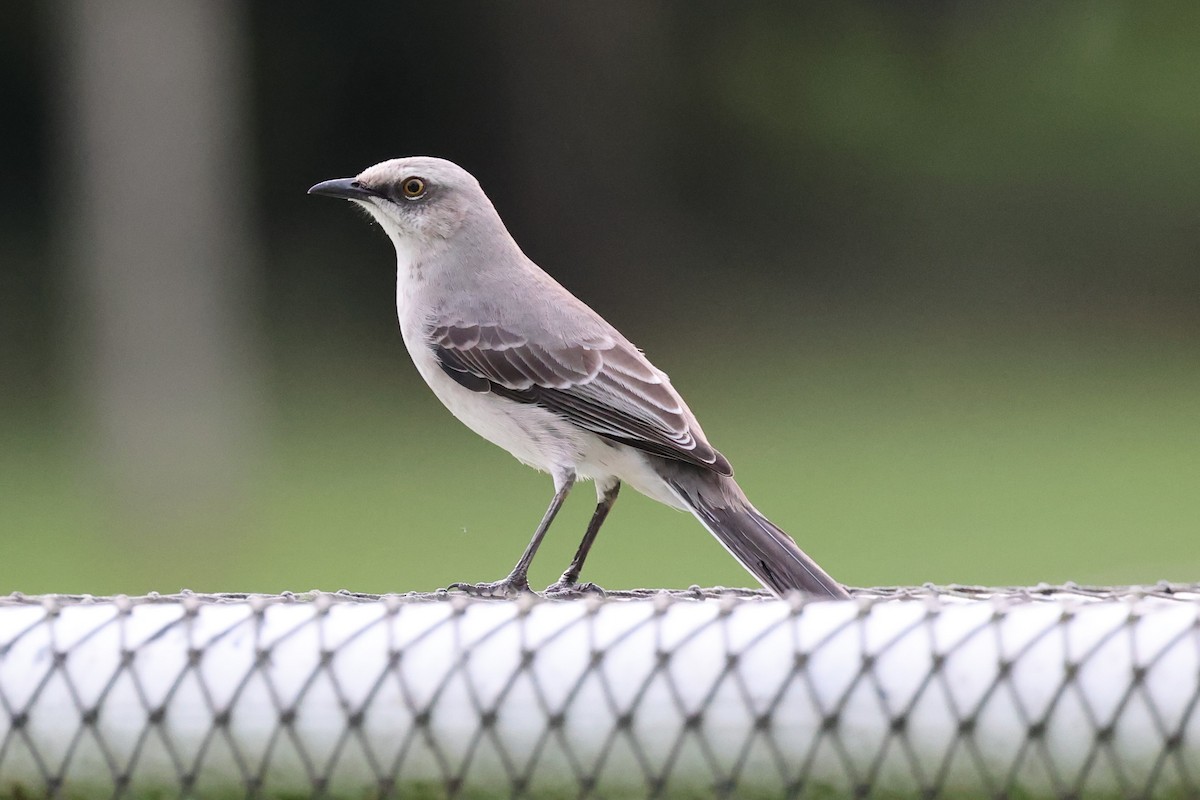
[437,386,584,473]
[403,333,581,471]
[400,328,688,509]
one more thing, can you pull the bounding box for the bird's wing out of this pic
[430,321,732,475]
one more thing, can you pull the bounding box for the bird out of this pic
[309,156,848,600]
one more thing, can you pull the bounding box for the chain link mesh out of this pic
[1,584,1198,798]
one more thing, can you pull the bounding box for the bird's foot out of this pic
[542,579,606,599]
[446,575,531,599]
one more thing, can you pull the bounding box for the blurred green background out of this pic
[1,2,1197,595]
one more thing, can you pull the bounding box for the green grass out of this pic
[2,321,1198,595]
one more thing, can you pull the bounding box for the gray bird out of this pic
[309,157,848,599]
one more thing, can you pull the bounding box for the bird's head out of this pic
[309,156,490,245]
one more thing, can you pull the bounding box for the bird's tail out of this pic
[665,471,849,599]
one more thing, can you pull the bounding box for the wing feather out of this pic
[431,321,732,475]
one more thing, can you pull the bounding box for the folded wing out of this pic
[431,322,732,475]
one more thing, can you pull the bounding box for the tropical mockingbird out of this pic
[309,156,848,599]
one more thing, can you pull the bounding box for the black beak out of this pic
[307,177,381,201]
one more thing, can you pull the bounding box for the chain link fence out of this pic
[1,584,1198,798]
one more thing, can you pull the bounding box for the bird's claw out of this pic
[542,580,606,599]
[446,577,531,599]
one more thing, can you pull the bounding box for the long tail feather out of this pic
[666,473,849,599]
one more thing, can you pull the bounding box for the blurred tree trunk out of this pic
[56,0,260,543]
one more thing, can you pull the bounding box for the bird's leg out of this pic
[544,481,620,597]
[448,472,575,599]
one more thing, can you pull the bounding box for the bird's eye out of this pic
[401,177,427,199]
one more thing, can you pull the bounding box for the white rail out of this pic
[0,586,1197,798]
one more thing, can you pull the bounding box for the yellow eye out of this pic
[401,177,426,199]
